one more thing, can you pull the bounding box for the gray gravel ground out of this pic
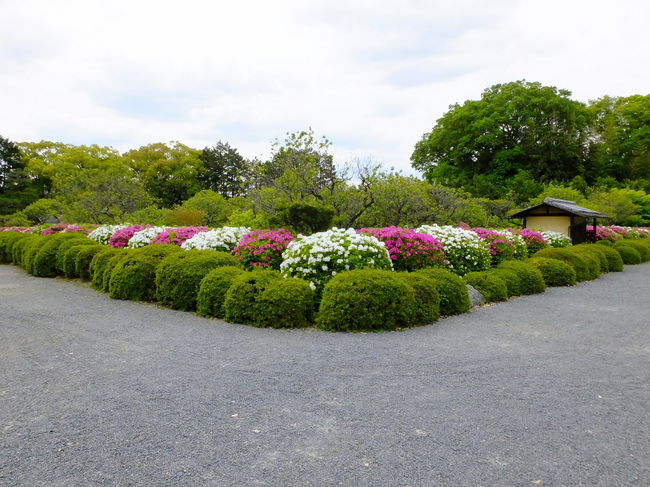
[1,263,649,487]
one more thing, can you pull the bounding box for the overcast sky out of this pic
[1,0,648,174]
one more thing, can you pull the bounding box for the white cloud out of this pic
[1,0,648,174]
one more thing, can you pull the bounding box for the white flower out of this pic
[181,226,250,251]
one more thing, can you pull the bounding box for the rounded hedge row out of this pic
[395,272,440,326]
[196,266,246,318]
[62,242,99,278]
[55,237,94,275]
[533,248,593,282]
[224,269,284,325]
[413,267,470,316]
[0,232,28,263]
[155,250,238,311]
[75,245,106,281]
[255,278,315,328]
[617,240,650,262]
[527,257,577,287]
[614,244,642,264]
[32,233,88,278]
[90,247,126,289]
[487,267,522,297]
[581,243,623,272]
[463,271,508,303]
[497,260,546,295]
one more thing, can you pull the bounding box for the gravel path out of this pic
[1,263,649,487]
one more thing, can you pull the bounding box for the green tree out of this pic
[180,189,236,226]
[19,198,63,224]
[198,142,251,198]
[412,80,591,196]
[0,136,39,212]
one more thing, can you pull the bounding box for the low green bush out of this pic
[75,245,106,281]
[533,248,592,282]
[317,269,417,332]
[90,248,126,289]
[15,235,46,270]
[224,269,283,325]
[0,231,30,263]
[254,278,315,328]
[32,233,86,278]
[487,268,522,297]
[413,267,470,316]
[11,234,38,267]
[463,271,508,303]
[527,257,577,286]
[62,242,98,278]
[155,250,238,311]
[55,237,93,275]
[595,239,614,247]
[395,272,440,325]
[594,244,624,272]
[102,252,129,292]
[573,244,609,272]
[614,244,642,265]
[497,260,546,294]
[619,240,650,262]
[196,266,245,318]
[108,244,182,301]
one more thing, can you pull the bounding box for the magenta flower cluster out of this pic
[41,223,87,235]
[357,226,446,272]
[511,228,547,255]
[232,229,295,270]
[0,227,34,233]
[152,226,208,246]
[108,225,148,248]
[471,227,514,264]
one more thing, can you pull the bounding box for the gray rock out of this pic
[466,283,485,307]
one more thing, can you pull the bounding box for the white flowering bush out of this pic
[540,231,572,248]
[181,227,250,251]
[501,230,528,260]
[126,226,169,248]
[280,227,392,292]
[416,224,491,275]
[88,225,128,245]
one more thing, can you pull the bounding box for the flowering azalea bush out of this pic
[416,225,491,275]
[471,228,515,265]
[0,227,34,233]
[88,225,129,245]
[126,226,169,248]
[232,229,294,270]
[280,227,392,292]
[108,225,147,248]
[357,226,446,272]
[511,228,548,255]
[540,231,572,248]
[181,226,251,252]
[501,230,529,260]
[41,223,87,235]
[152,227,208,246]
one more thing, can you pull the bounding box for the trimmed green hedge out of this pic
[75,245,106,281]
[155,250,238,311]
[90,248,126,289]
[614,244,642,265]
[0,232,30,263]
[534,248,593,282]
[224,269,284,325]
[497,260,546,294]
[108,244,182,301]
[581,243,623,272]
[255,278,315,328]
[32,234,87,278]
[527,257,576,287]
[55,237,94,275]
[395,272,440,325]
[618,240,650,262]
[196,266,245,318]
[487,268,522,297]
[62,242,98,278]
[413,267,470,316]
[463,271,508,303]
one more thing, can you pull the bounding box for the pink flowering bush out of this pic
[41,223,87,235]
[357,226,446,272]
[511,228,548,255]
[108,225,148,248]
[152,227,208,246]
[232,229,294,270]
[472,228,515,265]
[0,227,33,233]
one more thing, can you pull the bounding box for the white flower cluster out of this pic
[87,225,128,245]
[416,224,491,275]
[126,226,169,248]
[540,231,572,248]
[280,227,392,290]
[501,229,528,259]
[181,227,251,251]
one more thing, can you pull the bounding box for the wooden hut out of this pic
[509,197,609,244]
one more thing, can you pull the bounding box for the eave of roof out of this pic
[509,197,610,219]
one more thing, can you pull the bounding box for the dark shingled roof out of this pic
[509,197,610,219]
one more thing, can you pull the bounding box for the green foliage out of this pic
[533,248,592,282]
[166,207,206,226]
[12,234,42,269]
[55,237,94,275]
[108,244,182,301]
[488,268,522,297]
[0,231,30,263]
[196,266,246,318]
[527,257,577,287]
[463,271,508,303]
[223,269,283,325]
[90,248,126,289]
[101,252,129,292]
[21,235,49,272]
[412,267,470,316]
[62,242,98,278]
[123,206,171,225]
[75,245,105,281]
[497,260,546,294]
[316,269,416,332]
[395,272,441,325]
[179,189,233,226]
[254,278,315,328]
[0,135,39,213]
[269,202,334,234]
[614,244,642,265]
[573,244,609,273]
[155,250,238,311]
[19,198,63,225]
[617,239,650,262]
[198,142,251,198]
[31,233,86,278]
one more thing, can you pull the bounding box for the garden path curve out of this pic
[1,263,649,486]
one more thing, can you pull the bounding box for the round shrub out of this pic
[254,278,315,328]
[280,228,392,294]
[32,233,88,278]
[196,266,246,318]
[75,245,106,281]
[527,257,576,287]
[107,244,182,301]
[12,234,43,269]
[102,252,130,292]
[233,229,295,270]
[181,226,250,252]
[569,247,604,279]
[224,269,283,325]
[534,248,592,282]
[573,244,610,272]
[614,244,642,265]
[62,242,98,278]
[55,237,94,275]
[357,227,446,272]
[416,224,491,275]
[316,269,417,332]
[90,248,126,289]
[619,240,650,262]
[23,236,51,273]
[595,239,614,247]
[463,271,508,303]
[412,267,470,316]
[488,268,522,297]
[394,272,440,326]
[591,244,624,272]
[0,231,31,263]
[155,250,238,311]
[497,260,546,294]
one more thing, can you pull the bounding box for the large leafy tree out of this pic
[0,136,39,212]
[411,80,591,197]
[198,142,251,198]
